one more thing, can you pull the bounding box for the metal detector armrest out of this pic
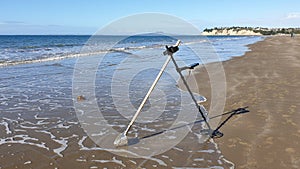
[189,63,199,69]
[178,62,200,72]
[163,40,181,56]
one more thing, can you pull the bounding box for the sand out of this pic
[194,36,300,168]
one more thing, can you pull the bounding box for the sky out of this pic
[1,0,300,35]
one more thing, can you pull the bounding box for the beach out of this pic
[0,35,299,168]
[2,1,300,168]
[194,36,300,168]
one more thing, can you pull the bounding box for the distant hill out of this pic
[202,27,300,36]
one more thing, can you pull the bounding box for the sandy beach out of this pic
[1,35,299,168]
[195,36,300,168]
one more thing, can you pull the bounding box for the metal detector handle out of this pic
[123,55,172,134]
[123,40,181,135]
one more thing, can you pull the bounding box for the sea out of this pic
[0,35,263,168]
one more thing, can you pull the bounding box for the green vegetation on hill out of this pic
[203,27,300,35]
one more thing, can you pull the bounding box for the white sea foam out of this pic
[78,136,167,166]
[92,157,126,167]
[0,121,12,134]
[24,161,32,165]
[0,134,49,150]
[35,130,74,157]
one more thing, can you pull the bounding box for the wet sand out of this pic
[0,48,234,168]
[194,36,300,168]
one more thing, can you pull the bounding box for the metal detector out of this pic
[114,40,222,147]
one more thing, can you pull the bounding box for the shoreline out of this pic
[194,36,300,168]
[1,35,298,168]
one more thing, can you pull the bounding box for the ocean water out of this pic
[0,35,263,168]
[0,35,262,66]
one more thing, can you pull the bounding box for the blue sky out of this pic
[1,0,300,34]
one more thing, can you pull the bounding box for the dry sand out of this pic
[194,36,300,168]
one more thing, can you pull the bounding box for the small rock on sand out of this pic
[77,95,86,101]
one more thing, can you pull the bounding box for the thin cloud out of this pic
[1,21,26,24]
[286,12,300,19]
[0,22,96,35]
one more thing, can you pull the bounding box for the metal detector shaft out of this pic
[123,55,172,135]
[169,54,211,130]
